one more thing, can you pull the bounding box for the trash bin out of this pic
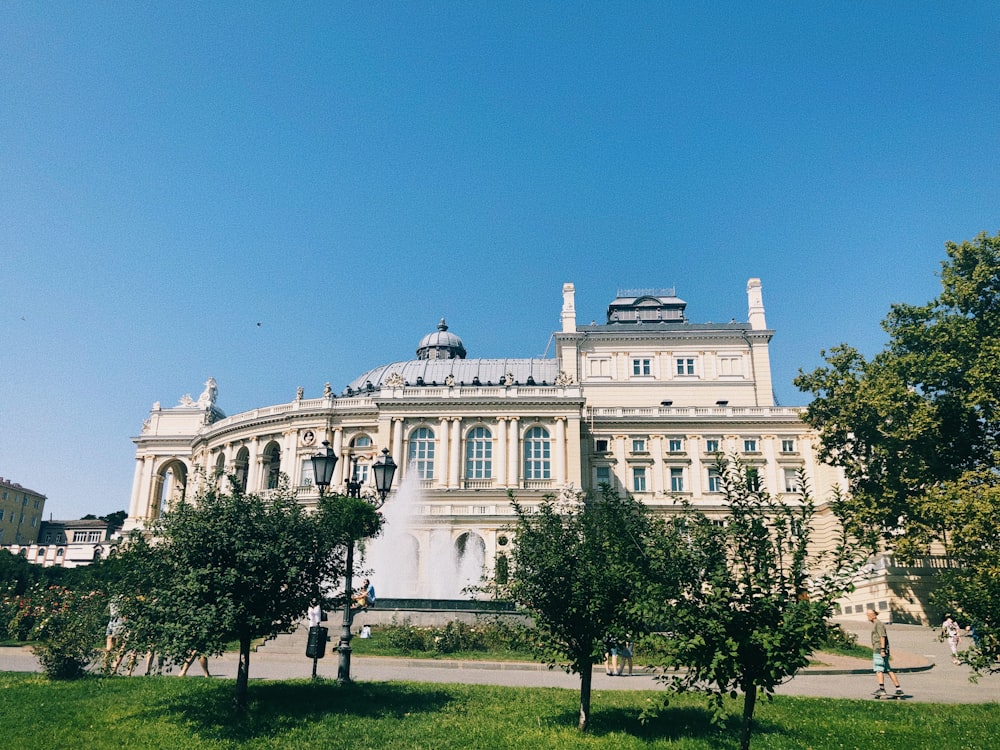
[306,625,328,659]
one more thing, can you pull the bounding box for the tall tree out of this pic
[927,469,1000,674]
[795,230,1000,555]
[795,230,1000,671]
[112,475,378,708]
[651,459,862,750]
[500,486,681,731]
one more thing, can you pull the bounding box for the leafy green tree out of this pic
[927,469,1000,674]
[795,230,1000,670]
[499,486,684,731]
[650,458,861,750]
[112,475,378,708]
[795,230,1000,555]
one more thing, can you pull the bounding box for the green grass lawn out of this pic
[1,671,996,749]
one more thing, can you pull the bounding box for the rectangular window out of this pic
[632,468,647,492]
[705,438,720,453]
[595,466,611,487]
[784,468,800,493]
[299,458,315,486]
[631,438,646,452]
[707,468,722,492]
[589,358,611,377]
[632,358,651,376]
[781,439,796,452]
[745,467,761,492]
[595,439,609,452]
[670,468,684,492]
[675,358,696,375]
[743,438,758,453]
[356,464,370,486]
[668,438,683,452]
[465,428,493,479]
[0,510,4,521]
[719,356,742,376]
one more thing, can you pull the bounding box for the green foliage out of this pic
[645,457,863,750]
[4,583,108,679]
[928,469,1000,674]
[795,230,1000,547]
[109,473,378,707]
[498,485,685,731]
[795,230,1000,674]
[369,617,535,656]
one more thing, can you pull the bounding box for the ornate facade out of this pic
[124,280,857,604]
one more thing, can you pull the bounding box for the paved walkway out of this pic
[2,620,997,704]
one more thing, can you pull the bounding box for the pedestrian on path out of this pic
[942,613,961,664]
[867,609,902,696]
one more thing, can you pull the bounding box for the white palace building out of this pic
[122,281,931,622]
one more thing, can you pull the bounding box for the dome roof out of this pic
[345,358,560,393]
[416,319,466,360]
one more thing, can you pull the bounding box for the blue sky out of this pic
[2,3,998,519]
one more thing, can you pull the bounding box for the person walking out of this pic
[616,638,634,676]
[867,609,902,696]
[942,613,961,664]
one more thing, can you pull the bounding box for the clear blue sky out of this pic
[2,3,998,519]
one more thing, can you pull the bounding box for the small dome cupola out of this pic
[416,319,467,360]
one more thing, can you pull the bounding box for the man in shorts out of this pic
[867,609,903,696]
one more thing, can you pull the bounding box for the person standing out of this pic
[867,609,902,696]
[603,634,618,676]
[942,613,961,664]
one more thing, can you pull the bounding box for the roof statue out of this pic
[179,377,218,408]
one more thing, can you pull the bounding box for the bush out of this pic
[821,623,861,654]
[5,584,108,679]
[373,617,535,656]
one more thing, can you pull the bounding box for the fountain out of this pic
[363,470,485,599]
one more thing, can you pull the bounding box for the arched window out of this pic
[234,447,250,492]
[264,442,281,489]
[408,427,435,479]
[465,427,492,479]
[214,452,226,478]
[523,426,551,480]
[351,434,372,448]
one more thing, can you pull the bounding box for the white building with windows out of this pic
[125,280,908,614]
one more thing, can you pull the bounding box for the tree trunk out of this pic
[740,680,757,750]
[234,631,251,709]
[578,664,592,731]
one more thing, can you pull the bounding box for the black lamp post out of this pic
[311,441,396,683]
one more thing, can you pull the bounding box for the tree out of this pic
[112,475,378,708]
[795,230,1000,554]
[650,458,861,750]
[795,230,1000,666]
[499,486,682,731]
[927,469,1000,674]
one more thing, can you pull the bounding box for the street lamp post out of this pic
[311,441,396,683]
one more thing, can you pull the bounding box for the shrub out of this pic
[6,584,108,679]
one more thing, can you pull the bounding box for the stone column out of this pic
[392,419,404,476]
[449,418,461,487]
[554,418,567,485]
[127,456,146,520]
[438,418,450,487]
[495,418,508,486]
[331,428,345,486]
[507,418,520,488]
